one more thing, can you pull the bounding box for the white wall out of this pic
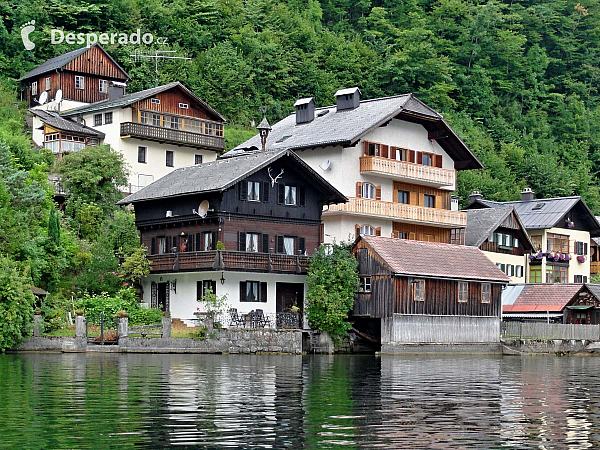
[482,251,527,284]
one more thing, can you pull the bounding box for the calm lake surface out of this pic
[1,354,600,448]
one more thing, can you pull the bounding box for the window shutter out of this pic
[166,236,172,253]
[239,182,248,201]
[585,243,588,255]
[381,145,388,158]
[210,280,217,295]
[409,232,416,240]
[197,281,203,301]
[363,141,369,155]
[375,227,381,236]
[262,182,270,203]
[435,155,443,168]
[151,238,156,255]
[278,184,285,204]
[355,225,361,239]
[262,234,269,253]
[187,234,194,252]
[276,235,284,253]
[585,276,588,283]
[416,152,423,164]
[298,237,306,255]
[260,282,268,303]
[195,233,201,251]
[408,150,415,163]
[240,282,246,302]
[390,146,396,159]
[172,236,178,252]
[211,232,217,250]
[238,232,246,251]
[375,186,382,201]
[299,187,306,206]
[435,195,441,209]
[356,182,362,198]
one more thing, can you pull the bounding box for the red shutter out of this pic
[375,186,382,201]
[363,141,369,155]
[355,225,361,239]
[375,227,381,236]
[390,146,396,159]
[416,152,423,164]
[435,155,443,168]
[356,182,362,198]
[381,145,388,158]
[408,150,415,163]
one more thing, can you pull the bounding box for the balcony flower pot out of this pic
[577,255,586,263]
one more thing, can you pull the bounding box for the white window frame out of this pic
[413,279,425,301]
[99,79,108,93]
[45,77,51,91]
[75,76,85,90]
[360,276,371,293]
[247,181,260,202]
[283,236,295,255]
[458,282,469,303]
[245,233,260,252]
[151,98,160,104]
[481,283,491,304]
[284,185,297,205]
[360,225,375,236]
[31,81,38,96]
[179,102,189,109]
[362,183,376,199]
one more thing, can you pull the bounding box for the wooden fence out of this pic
[382,314,500,344]
[502,322,600,340]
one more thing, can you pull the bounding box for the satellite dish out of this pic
[54,89,63,104]
[38,91,48,105]
[197,200,210,218]
[320,159,331,171]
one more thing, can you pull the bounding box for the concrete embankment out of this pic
[502,339,600,355]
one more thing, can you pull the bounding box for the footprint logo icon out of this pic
[21,20,35,51]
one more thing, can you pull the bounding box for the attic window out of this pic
[179,103,188,109]
[276,135,292,143]
[317,110,330,117]
[151,98,160,104]
[532,203,545,210]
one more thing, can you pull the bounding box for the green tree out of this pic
[0,257,35,351]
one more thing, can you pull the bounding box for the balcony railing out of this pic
[120,122,225,150]
[324,197,467,227]
[148,250,309,274]
[591,261,600,274]
[360,156,455,187]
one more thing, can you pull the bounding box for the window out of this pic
[507,264,515,277]
[169,116,182,130]
[413,279,425,301]
[99,79,108,93]
[57,135,86,153]
[513,238,519,248]
[197,280,217,301]
[245,233,260,252]
[151,113,161,126]
[94,114,103,126]
[151,98,160,104]
[186,119,202,134]
[424,195,435,208]
[458,282,469,302]
[31,81,38,96]
[531,235,542,251]
[45,77,51,91]
[574,275,588,283]
[397,190,409,204]
[362,183,376,199]
[284,185,297,205]
[157,237,167,255]
[138,146,147,163]
[395,231,408,239]
[395,148,407,161]
[360,225,375,236]
[179,103,188,109]
[547,233,569,253]
[546,265,568,284]
[368,143,380,156]
[194,154,203,165]
[215,123,224,137]
[481,283,491,304]
[359,276,371,293]
[202,232,214,251]
[283,237,295,255]
[516,266,524,278]
[451,228,465,245]
[576,241,588,255]
[530,267,542,283]
[104,112,113,124]
[140,111,149,124]
[44,133,60,152]
[240,281,266,302]
[165,150,174,167]
[422,153,434,166]
[206,122,215,135]
[75,76,85,90]
[247,181,260,202]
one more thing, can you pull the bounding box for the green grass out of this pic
[42,328,76,337]
[172,327,206,340]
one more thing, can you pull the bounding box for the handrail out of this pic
[360,156,455,186]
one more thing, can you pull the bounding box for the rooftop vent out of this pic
[335,87,361,111]
[469,190,482,204]
[294,97,315,124]
[521,187,535,202]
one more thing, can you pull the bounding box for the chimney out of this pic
[521,187,534,201]
[334,87,361,111]
[469,190,483,204]
[108,81,126,101]
[294,97,315,124]
[451,195,459,211]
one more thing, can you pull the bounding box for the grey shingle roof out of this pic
[31,109,105,137]
[19,44,129,81]
[465,206,534,250]
[223,94,482,170]
[117,149,346,205]
[61,82,225,122]
[359,236,510,283]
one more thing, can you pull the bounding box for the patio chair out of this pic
[254,309,271,328]
[228,308,245,328]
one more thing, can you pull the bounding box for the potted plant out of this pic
[118,310,128,318]
[578,255,586,263]
[75,309,84,316]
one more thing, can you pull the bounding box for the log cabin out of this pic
[118,149,346,326]
[352,235,509,351]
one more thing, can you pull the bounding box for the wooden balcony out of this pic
[360,156,455,187]
[591,261,600,274]
[120,122,225,151]
[324,197,467,227]
[148,250,309,274]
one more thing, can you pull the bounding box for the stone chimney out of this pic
[469,190,483,204]
[521,187,534,201]
[335,87,361,111]
[294,97,315,124]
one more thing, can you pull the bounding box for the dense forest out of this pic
[0,0,600,344]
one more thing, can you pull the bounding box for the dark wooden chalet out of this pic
[352,236,510,347]
[118,149,346,276]
[19,45,129,107]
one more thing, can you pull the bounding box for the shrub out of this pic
[75,287,161,325]
[0,257,35,351]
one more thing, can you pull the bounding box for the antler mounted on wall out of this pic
[268,167,284,187]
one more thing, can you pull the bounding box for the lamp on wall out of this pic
[220,272,225,285]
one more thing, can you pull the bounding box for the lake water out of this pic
[1,353,599,448]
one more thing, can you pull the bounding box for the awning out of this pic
[566,305,595,310]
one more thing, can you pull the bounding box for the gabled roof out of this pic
[31,109,105,137]
[224,93,482,170]
[468,196,600,235]
[118,149,347,205]
[503,284,585,313]
[356,236,510,283]
[61,82,226,122]
[465,206,534,250]
[19,44,130,81]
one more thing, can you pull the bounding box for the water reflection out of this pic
[1,353,600,448]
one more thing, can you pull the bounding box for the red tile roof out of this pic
[502,284,583,313]
[360,236,510,282]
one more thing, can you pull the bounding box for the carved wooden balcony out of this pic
[591,261,600,274]
[121,122,225,150]
[360,156,455,187]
